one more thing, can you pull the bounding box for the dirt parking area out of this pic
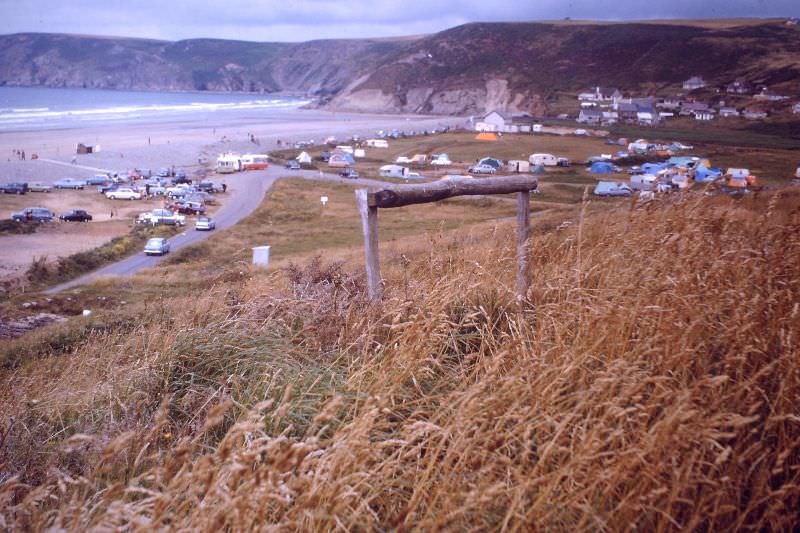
[0,219,133,279]
[0,188,165,221]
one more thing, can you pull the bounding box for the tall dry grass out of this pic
[1,190,799,530]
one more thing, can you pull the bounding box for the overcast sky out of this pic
[1,0,798,42]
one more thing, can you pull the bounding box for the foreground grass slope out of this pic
[1,189,799,530]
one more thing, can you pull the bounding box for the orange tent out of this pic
[475,132,498,141]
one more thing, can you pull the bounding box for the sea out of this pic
[0,86,310,132]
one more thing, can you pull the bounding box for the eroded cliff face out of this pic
[327,78,546,115]
[2,21,799,116]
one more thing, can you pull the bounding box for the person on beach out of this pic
[222,183,227,193]
[21,151,25,161]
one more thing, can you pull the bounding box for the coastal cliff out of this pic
[1,20,798,115]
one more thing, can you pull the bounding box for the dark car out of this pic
[11,207,54,223]
[196,181,216,193]
[339,168,359,179]
[175,201,206,215]
[1,182,28,194]
[86,175,111,186]
[59,209,93,222]
[285,160,301,170]
[98,183,118,194]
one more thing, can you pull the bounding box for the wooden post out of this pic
[516,190,531,301]
[356,189,382,301]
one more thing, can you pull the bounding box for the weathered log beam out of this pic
[367,175,538,209]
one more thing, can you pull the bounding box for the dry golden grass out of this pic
[1,188,799,530]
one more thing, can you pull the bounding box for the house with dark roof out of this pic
[578,87,622,102]
[726,80,751,95]
[577,108,603,125]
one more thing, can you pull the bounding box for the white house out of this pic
[693,111,714,121]
[682,76,707,90]
[474,111,507,132]
[579,87,622,102]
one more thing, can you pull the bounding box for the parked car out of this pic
[196,181,216,193]
[157,167,171,177]
[137,209,185,226]
[176,201,206,215]
[27,182,52,193]
[339,168,359,179]
[285,160,301,170]
[86,175,111,186]
[194,216,216,231]
[59,209,93,222]
[144,237,170,255]
[53,178,86,190]
[11,207,54,223]
[468,164,496,175]
[1,182,28,194]
[106,187,142,200]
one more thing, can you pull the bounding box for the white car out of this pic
[431,158,452,166]
[194,217,216,231]
[395,156,412,164]
[106,187,142,200]
[137,209,185,226]
[144,237,170,255]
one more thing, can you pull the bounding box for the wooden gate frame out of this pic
[355,175,538,301]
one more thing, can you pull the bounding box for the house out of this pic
[474,111,508,132]
[510,114,538,133]
[680,102,710,116]
[693,111,714,121]
[616,102,639,121]
[577,109,602,125]
[719,107,740,118]
[579,87,622,102]
[602,111,619,124]
[743,109,768,120]
[658,96,683,110]
[683,76,707,90]
[726,80,751,95]
[636,108,660,125]
[753,88,789,102]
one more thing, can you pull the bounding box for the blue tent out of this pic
[694,164,722,183]
[590,161,616,174]
[641,162,669,174]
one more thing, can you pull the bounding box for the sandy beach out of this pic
[0,106,460,280]
[0,108,460,183]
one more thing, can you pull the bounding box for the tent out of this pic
[475,132,498,141]
[590,161,617,174]
[531,163,546,175]
[642,162,669,175]
[296,152,312,165]
[478,157,503,169]
[694,164,722,183]
[328,153,355,168]
[594,181,632,196]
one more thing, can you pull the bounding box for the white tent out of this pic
[296,151,312,164]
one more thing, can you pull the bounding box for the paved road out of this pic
[43,167,390,294]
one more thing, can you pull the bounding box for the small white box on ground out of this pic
[252,246,271,266]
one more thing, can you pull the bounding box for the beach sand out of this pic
[0,107,460,280]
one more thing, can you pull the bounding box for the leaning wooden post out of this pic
[516,190,531,301]
[356,188,382,301]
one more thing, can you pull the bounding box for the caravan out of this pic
[528,153,558,166]
[366,139,389,148]
[630,174,658,191]
[379,165,409,179]
[216,153,242,174]
[241,154,270,170]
